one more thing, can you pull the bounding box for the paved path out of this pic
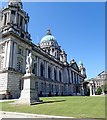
[0,99,17,102]
[0,111,74,119]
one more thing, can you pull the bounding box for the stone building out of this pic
[0,0,87,99]
[88,71,107,95]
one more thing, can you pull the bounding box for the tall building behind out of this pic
[0,0,86,99]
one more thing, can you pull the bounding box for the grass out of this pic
[0,96,105,118]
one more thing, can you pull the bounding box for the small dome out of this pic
[79,61,83,65]
[40,29,57,43]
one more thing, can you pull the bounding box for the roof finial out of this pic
[46,29,52,35]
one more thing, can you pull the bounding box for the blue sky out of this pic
[2,2,105,79]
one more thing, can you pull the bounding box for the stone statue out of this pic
[26,53,32,74]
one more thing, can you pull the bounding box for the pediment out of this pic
[70,62,80,71]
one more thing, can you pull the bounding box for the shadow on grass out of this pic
[31,99,66,105]
[43,99,66,104]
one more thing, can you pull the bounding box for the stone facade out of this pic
[88,71,107,95]
[0,0,87,99]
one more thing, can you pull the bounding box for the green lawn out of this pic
[0,96,105,118]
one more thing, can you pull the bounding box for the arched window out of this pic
[40,63,44,77]
[48,66,51,79]
[59,71,62,82]
[54,69,57,80]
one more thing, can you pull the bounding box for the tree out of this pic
[96,87,102,95]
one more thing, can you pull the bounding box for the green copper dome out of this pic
[41,35,57,43]
[40,29,57,43]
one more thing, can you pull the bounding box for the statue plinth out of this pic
[16,73,42,105]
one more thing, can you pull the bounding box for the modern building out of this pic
[0,0,87,99]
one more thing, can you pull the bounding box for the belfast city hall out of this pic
[0,0,87,99]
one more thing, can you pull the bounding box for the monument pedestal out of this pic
[16,73,42,105]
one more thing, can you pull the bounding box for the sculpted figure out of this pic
[26,53,32,74]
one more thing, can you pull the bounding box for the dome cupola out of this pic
[40,29,57,43]
[40,29,59,49]
[40,29,61,60]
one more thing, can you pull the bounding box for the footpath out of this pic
[0,111,73,119]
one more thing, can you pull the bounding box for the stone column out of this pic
[74,72,76,84]
[75,73,77,84]
[57,67,59,81]
[13,43,17,69]
[51,66,54,80]
[78,75,80,84]
[61,70,63,82]
[45,61,48,78]
[6,40,13,69]
[46,62,48,78]
[15,11,17,25]
[2,14,5,26]
[6,13,8,25]
[81,84,84,96]
[69,70,71,83]
[22,18,25,31]
[8,11,11,24]
[36,57,39,76]
[90,83,92,96]
[7,12,10,23]
[38,58,40,76]
[92,84,95,95]
[18,15,20,28]
[76,73,78,84]
[3,41,8,69]
[72,72,75,84]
